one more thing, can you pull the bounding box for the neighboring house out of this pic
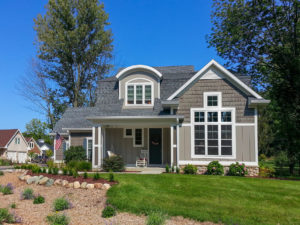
[51,60,269,175]
[25,137,41,155]
[0,129,29,163]
[36,139,53,156]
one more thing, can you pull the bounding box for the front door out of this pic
[149,128,162,164]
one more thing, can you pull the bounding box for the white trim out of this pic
[178,160,258,167]
[236,123,255,126]
[86,137,92,161]
[68,134,71,148]
[133,128,144,147]
[170,126,174,166]
[167,59,262,100]
[176,124,180,167]
[116,65,163,79]
[62,128,92,131]
[92,127,96,168]
[98,126,101,167]
[53,138,56,160]
[125,78,154,107]
[254,108,258,164]
[181,123,191,127]
[203,92,222,108]
[190,107,236,159]
[123,128,133,138]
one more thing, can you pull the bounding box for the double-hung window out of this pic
[134,128,143,147]
[192,92,235,158]
[126,83,153,106]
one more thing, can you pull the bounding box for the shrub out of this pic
[109,172,114,182]
[31,164,41,174]
[228,162,248,176]
[72,169,79,178]
[53,198,71,211]
[67,160,92,171]
[93,173,100,180]
[207,161,224,175]
[47,160,54,168]
[0,159,12,166]
[0,171,3,176]
[48,167,53,174]
[102,205,116,218]
[183,164,197,174]
[171,166,175,173]
[42,167,47,173]
[10,203,16,209]
[46,213,69,225]
[259,154,267,162]
[34,195,45,204]
[259,164,275,178]
[146,211,167,225]
[83,172,88,179]
[176,167,180,174]
[165,164,170,173]
[62,168,68,176]
[275,151,289,175]
[67,169,73,176]
[0,183,14,195]
[53,167,59,175]
[64,146,86,164]
[103,155,124,172]
[22,188,34,200]
[0,208,15,224]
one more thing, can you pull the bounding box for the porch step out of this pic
[125,167,165,174]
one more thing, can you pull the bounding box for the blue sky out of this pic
[0,0,224,132]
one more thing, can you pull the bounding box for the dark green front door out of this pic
[149,128,162,164]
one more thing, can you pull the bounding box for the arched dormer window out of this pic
[125,78,154,106]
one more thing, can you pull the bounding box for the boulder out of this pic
[24,175,31,181]
[74,181,80,189]
[62,180,69,187]
[94,183,102,189]
[46,179,54,187]
[27,176,39,184]
[35,175,44,184]
[68,183,74,188]
[86,184,94,189]
[38,177,49,185]
[81,182,87,189]
[18,174,25,181]
[54,179,62,186]
[103,183,111,190]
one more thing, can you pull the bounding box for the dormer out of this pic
[116,65,163,108]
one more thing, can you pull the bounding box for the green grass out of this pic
[106,174,300,225]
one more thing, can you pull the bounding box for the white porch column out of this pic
[92,127,96,168]
[176,124,180,167]
[98,126,102,167]
[170,126,174,167]
[92,126,102,169]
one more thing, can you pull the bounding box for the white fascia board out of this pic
[167,59,263,100]
[115,65,163,80]
[178,160,258,167]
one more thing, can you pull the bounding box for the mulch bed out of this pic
[26,171,118,185]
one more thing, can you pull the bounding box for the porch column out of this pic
[170,126,174,167]
[92,126,102,169]
[176,124,180,167]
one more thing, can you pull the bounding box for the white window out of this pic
[123,128,133,138]
[133,128,143,147]
[29,142,34,149]
[86,138,93,162]
[15,137,20,144]
[204,92,222,108]
[126,81,153,106]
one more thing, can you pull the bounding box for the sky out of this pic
[0,0,224,132]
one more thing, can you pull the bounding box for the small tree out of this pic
[45,149,53,158]
[64,146,86,164]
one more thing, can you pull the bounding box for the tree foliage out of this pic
[23,119,52,144]
[34,0,113,108]
[208,0,300,174]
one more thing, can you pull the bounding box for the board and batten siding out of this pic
[178,125,255,162]
[70,132,92,147]
[177,79,254,123]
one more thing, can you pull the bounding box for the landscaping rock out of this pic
[35,175,44,184]
[103,183,111,190]
[18,174,25,181]
[54,179,62,186]
[27,176,39,184]
[74,181,80,189]
[24,175,31,181]
[62,180,69,187]
[38,177,49,185]
[86,184,94,189]
[68,183,74,188]
[46,179,54,187]
[94,183,102,189]
[81,182,87,189]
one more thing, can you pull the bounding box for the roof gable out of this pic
[0,129,18,148]
[167,60,262,100]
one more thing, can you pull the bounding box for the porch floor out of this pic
[125,166,165,174]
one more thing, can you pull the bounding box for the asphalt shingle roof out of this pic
[53,65,253,133]
[0,129,18,148]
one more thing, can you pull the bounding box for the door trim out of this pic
[148,128,163,166]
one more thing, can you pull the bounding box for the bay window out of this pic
[126,83,153,106]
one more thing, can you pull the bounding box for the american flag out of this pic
[55,133,63,151]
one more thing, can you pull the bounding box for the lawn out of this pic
[106,173,300,225]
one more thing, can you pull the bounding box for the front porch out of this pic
[87,116,183,169]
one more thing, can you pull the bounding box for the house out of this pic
[0,129,29,163]
[36,139,53,156]
[25,137,41,155]
[51,60,269,175]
